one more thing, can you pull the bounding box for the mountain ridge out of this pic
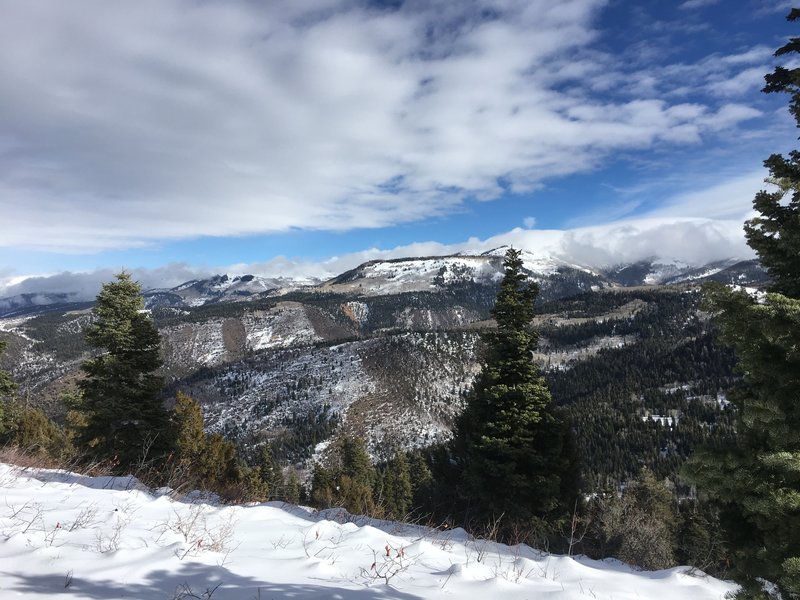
[0,248,764,318]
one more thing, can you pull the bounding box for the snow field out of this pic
[0,463,737,599]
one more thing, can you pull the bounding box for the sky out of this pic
[0,0,797,297]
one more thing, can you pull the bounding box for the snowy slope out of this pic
[147,274,304,308]
[480,246,596,277]
[321,249,598,296]
[322,255,504,295]
[0,463,737,599]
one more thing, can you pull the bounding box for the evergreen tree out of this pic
[310,464,337,508]
[173,392,206,461]
[310,435,377,514]
[337,436,376,514]
[0,340,17,434]
[378,452,413,519]
[0,340,15,400]
[454,248,577,531]
[685,12,800,598]
[75,273,171,472]
[408,449,434,510]
[171,392,267,501]
[171,391,208,488]
[255,443,283,500]
[284,470,303,504]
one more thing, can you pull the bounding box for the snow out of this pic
[643,260,691,285]
[0,315,36,340]
[729,285,768,303]
[481,246,595,276]
[357,256,503,294]
[0,463,738,599]
[343,301,369,325]
[642,414,680,428]
[243,303,320,351]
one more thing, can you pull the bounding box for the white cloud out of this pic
[620,45,773,101]
[642,169,765,222]
[0,264,216,304]
[755,0,793,15]
[0,0,767,253]
[523,216,537,228]
[679,0,720,10]
[708,68,768,97]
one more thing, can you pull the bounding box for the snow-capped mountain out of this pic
[144,273,317,308]
[0,250,766,319]
[321,254,505,295]
[601,258,764,287]
[320,248,605,297]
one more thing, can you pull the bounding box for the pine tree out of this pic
[255,443,282,500]
[0,340,17,435]
[284,470,303,504]
[171,391,208,488]
[685,11,800,598]
[310,435,377,514]
[337,436,376,514]
[454,248,577,531]
[379,452,413,519]
[310,464,337,508]
[408,449,434,510]
[0,340,16,400]
[75,273,171,472]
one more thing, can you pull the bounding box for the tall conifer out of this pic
[455,248,576,530]
[685,11,800,598]
[0,340,16,400]
[75,273,171,472]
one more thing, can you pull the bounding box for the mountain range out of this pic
[0,249,767,484]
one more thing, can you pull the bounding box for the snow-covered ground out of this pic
[0,463,737,599]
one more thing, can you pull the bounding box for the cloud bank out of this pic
[0,0,769,253]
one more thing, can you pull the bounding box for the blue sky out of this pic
[0,0,796,295]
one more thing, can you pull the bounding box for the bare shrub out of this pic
[94,514,127,553]
[164,503,238,559]
[594,470,678,570]
[359,544,416,587]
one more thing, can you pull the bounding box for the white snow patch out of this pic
[0,462,739,600]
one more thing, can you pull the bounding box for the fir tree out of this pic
[0,340,16,398]
[454,248,577,531]
[75,273,171,472]
[284,470,303,504]
[685,11,800,598]
[310,435,377,514]
[378,452,413,519]
[0,340,17,434]
[337,436,376,514]
[255,443,282,500]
